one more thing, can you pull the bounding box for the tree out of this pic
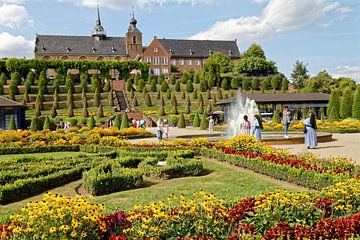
[8,115,16,130]
[22,89,29,105]
[242,78,249,91]
[161,80,169,92]
[304,71,334,93]
[87,116,96,129]
[198,93,204,107]
[328,106,339,122]
[170,75,177,85]
[204,52,232,73]
[120,112,129,129]
[271,75,281,90]
[0,73,6,94]
[206,103,213,113]
[272,105,281,123]
[181,90,186,99]
[193,73,200,84]
[147,74,153,84]
[66,89,74,108]
[50,106,57,118]
[126,79,133,92]
[177,113,186,128]
[242,43,266,59]
[185,80,194,92]
[251,77,259,90]
[82,96,89,117]
[67,104,74,117]
[30,117,40,131]
[200,79,208,92]
[150,80,157,92]
[353,85,360,119]
[157,90,161,99]
[94,88,101,107]
[212,96,217,105]
[171,94,177,106]
[166,90,171,99]
[200,111,209,130]
[91,74,101,92]
[53,89,59,109]
[184,99,191,114]
[138,79,145,92]
[327,89,340,117]
[144,93,152,106]
[43,116,51,130]
[181,72,190,84]
[175,81,181,92]
[97,104,104,118]
[262,76,272,90]
[157,74,165,85]
[340,87,353,119]
[172,103,178,115]
[26,71,35,85]
[53,75,61,93]
[80,73,88,92]
[193,113,200,127]
[134,74,141,85]
[35,94,43,111]
[221,77,230,90]
[108,91,114,106]
[8,72,20,100]
[291,60,309,89]
[193,89,198,99]
[114,113,121,129]
[281,77,289,91]
[65,73,74,92]
[231,77,240,89]
[160,96,165,106]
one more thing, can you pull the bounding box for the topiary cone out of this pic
[43,116,51,130]
[193,113,200,127]
[120,112,129,129]
[67,104,74,117]
[114,113,121,129]
[97,104,104,118]
[200,111,209,130]
[8,115,17,130]
[177,113,186,128]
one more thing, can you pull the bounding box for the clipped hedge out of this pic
[200,148,349,190]
[0,145,79,155]
[82,163,143,196]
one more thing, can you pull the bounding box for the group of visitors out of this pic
[239,114,264,140]
[156,118,170,143]
[132,119,146,129]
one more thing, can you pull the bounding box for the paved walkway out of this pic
[132,128,360,164]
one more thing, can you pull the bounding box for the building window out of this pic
[154,47,158,53]
[180,59,184,65]
[153,57,159,65]
[61,56,69,60]
[161,57,167,65]
[171,59,176,65]
[153,68,160,76]
[79,56,87,60]
[145,57,151,63]
[133,36,137,44]
[97,56,104,61]
[162,68,169,74]
[196,59,201,66]
[187,60,192,65]
[42,56,51,60]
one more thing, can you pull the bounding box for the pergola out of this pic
[0,96,26,130]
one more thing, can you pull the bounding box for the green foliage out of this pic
[126,79,133,92]
[221,77,230,90]
[87,116,96,129]
[114,113,121,129]
[193,73,200,84]
[130,89,135,99]
[172,103,178,115]
[43,116,51,130]
[212,96,217,105]
[0,73,6,94]
[272,105,281,123]
[134,74,141,85]
[120,112,129,129]
[193,113,200,127]
[170,75,177,85]
[242,77,249,90]
[352,85,360,119]
[200,79,208,92]
[108,91,114,106]
[175,81,181,92]
[200,111,209,130]
[142,87,147,96]
[52,77,60,93]
[217,88,223,100]
[30,117,41,131]
[94,88,101,107]
[80,73,88,92]
[166,89,171,99]
[205,52,232,73]
[35,94,43,111]
[133,96,138,106]
[91,74,101,93]
[304,71,334,93]
[327,89,340,117]
[22,90,29,105]
[65,73,74,92]
[184,100,191,114]
[138,79,145,92]
[8,72,20,100]
[340,87,353,119]
[145,93,152,106]
[242,43,266,59]
[205,90,211,100]
[192,89,198,99]
[181,90,186,99]
[66,89,74,108]
[231,77,240,89]
[291,60,309,89]
[251,77,259,90]
[177,113,186,128]
[262,76,272,90]
[8,115,16,130]
[203,62,220,89]
[181,72,190,84]
[271,75,281,90]
[82,96,89,118]
[161,80,169,92]
[235,54,277,76]
[198,93,204,107]
[281,77,289,91]
[171,94,177,106]
[185,80,194,92]
[157,74,165,85]
[68,118,78,127]
[147,74,153,84]
[26,71,35,85]
[151,80,157,92]
[53,89,59,109]
[159,103,165,116]
[206,103,213,113]
[97,104,104,118]
[66,104,74,117]
[50,106,57,118]
[329,106,339,122]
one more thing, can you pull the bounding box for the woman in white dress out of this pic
[156,118,164,143]
[240,115,251,135]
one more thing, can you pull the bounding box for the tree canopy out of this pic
[291,60,309,89]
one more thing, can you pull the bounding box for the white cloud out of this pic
[330,65,360,83]
[0,3,33,28]
[60,0,213,10]
[0,32,34,58]
[190,0,351,42]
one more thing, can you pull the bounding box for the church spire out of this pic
[92,3,106,40]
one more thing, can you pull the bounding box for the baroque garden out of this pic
[0,43,359,239]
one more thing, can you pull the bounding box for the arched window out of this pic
[114,56,121,61]
[42,56,51,60]
[79,56,87,60]
[61,56,69,60]
[97,56,104,61]
[133,36,137,44]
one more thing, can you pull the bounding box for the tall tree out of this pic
[340,87,353,119]
[204,52,232,73]
[352,85,360,119]
[327,89,340,120]
[291,60,309,89]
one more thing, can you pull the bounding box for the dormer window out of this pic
[66,46,71,52]
[228,50,233,56]
[42,46,46,51]
[112,46,116,53]
[92,47,96,52]
[189,49,193,55]
[208,50,212,56]
[169,49,173,54]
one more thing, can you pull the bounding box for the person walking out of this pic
[207,116,215,134]
[283,107,291,138]
[240,115,251,135]
[252,115,263,140]
[303,112,318,149]
[156,118,164,143]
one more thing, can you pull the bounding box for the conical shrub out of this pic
[193,113,200,127]
[53,89,59,109]
[114,113,121,129]
[171,94,177,106]
[200,111,209,130]
[34,103,42,117]
[87,116,96,129]
[156,89,161,99]
[166,90,171,99]
[120,112,129,129]
[172,104,178,115]
[206,103,213,113]
[82,96,89,118]
[8,115,16,130]
[329,106,339,122]
[192,90,198,99]
[184,101,191,114]
[50,106,57,118]
[177,113,186,128]
[181,90,186,99]
[97,104,104,118]
[43,116,51,130]
[145,93,152,106]
[133,96,138,106]
[94,88,101,107]
[67,104,74,117]
[35,94,43,111]
[30,117,40,131]
[108,91,114,106]
[159,104,165,116]
[66,89,74,108]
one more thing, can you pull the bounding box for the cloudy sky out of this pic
[0,0,359,81]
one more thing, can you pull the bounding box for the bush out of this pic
[151,80,157,92]
[82,96,89,117]
[108,91,114,106]
[327,89,340,117]
[231,77,240,89]
[272,105,281,124]
[145,93,152,106]
[53,89,59,109]
[88,116,96,129]
[133,96,138,106]
[68,117,78,127]
[353,85,360,119]
[114,113,121,129]
[97,104,104,118]
[138,79,145,92]
[8,115,16,130]
[185,80,194,92]
[170,75,177,85]
[217,88,223,99]
[159,104,165,116]
[65,73,74,92]
[340,87,353,119]
[91,74,101,92]
[193,113,200,127]
[221,77,230,90]
[120,112,129,129]
[200,112,209,130]
[50,106,57,118]
[43,116,51,130]
[67,104,74,117]
[126,79,133,92]
[166,89,171,99]
[329,106,340,122]
[175,81,181,92]
[171,94,177,106]
[82,163,143,195]
[161,81,169,92]
[30,117,41,131]
[193,89,198,99]
[172,104,178,115]
[66,89,74,108]
[0,73,6,94]
[177,114,186,128]
[94,88,101,107]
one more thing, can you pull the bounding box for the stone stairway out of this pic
[114,90,129,112]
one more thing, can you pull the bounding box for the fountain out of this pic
[228,90,259,137]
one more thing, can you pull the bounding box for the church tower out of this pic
[126,11,143,59]
[92,4,106,41]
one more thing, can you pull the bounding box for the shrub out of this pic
[157,74,165,85]
[65,73,74,92]
[120,112,129,129]
[161,81,169,92]
[221,77,230,90]
[108,91,114,106]
[166,89,171,99]
[30,117,41,131]
[68,118,78,127]
[272,105,281,124]
[50,106,57,118]
[66,104,74,117]
[91,74,101,92]
[43,116,51,130]
[193,73,200,84]
[83,163,143,195]
[114,114,121,129]
[177,113,186,128]
[171,94,177,106]
[159,103,165,116]
[175,81,181,92]
[80,72,88,92]
[340,87,353,119]
[94,88,101,107]
[8,115,16,130]
[156,89,161,99]
[97,104,104,118]
[242,77,249,90]
[66,89,74,108]
[353,85,360,119]
[206,103,213,113]
[217,88,223,99]
[329,106,340,122]
[0,73,6,94]
[172,104,178,115]
[193,113,200,127]
[192,89,198,99]
[184,100,190,114]
[126,79,133,92]
[53,89,59,109]
[82,96,89,117]
[34,102,42,117]
[87,116,96,129]
[151,80,157,92]
[35,94,43,111]
[231,77,240,89]
[251,77,259,90]
[200,111,209,130]
[185,80,194,92]
[181,72,190,84]
[145,93,152,106]
[52,76,61,93]
[181,90,186,99]
[133,96,138,106]
[138,79,145,92]
[327,89,340,117]
[170,75,177,85]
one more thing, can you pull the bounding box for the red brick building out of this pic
[142,37,240,76]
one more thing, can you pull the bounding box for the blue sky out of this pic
[0,0,359,82]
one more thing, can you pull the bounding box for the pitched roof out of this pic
[217,93,330,105]
[35,35,127,55]
[157,38,240,58]
[0,96,25,108]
